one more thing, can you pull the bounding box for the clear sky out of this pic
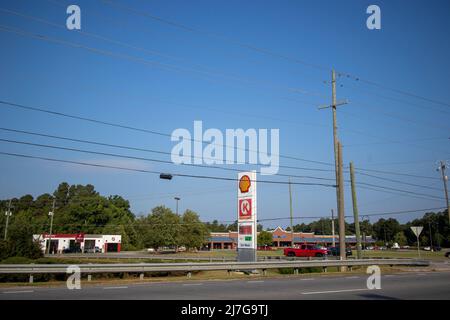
[0,0,449,228]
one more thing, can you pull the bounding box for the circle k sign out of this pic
[239,198,252,220]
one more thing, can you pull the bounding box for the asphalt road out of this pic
[1,271,450,300]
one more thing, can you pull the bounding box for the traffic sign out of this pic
[410,226,423,237]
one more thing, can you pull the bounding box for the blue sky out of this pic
[0,0,449,228]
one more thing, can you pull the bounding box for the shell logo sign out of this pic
[239,175,251,193]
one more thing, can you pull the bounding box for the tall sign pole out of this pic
[237,171,257,262]
[350,162,362,259]
[411,226,423,258]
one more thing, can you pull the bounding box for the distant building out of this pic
[33,233,122,254]
[206,226,375,249]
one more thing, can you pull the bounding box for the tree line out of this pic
[291,211,449,247]
[0,182,449,260]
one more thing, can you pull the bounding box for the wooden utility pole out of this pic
[350,161,362,259]
[3,199,12,240]
[337,141,346,267]
[331,209,336,247]
[439,161,450,224]
[47,199,56,255]
[318,70,348,269]
[289,178,294,247]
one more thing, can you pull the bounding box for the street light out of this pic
[174,197,181,215]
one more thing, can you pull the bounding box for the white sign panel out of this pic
[237,171,257,249]
[410,226,423,237]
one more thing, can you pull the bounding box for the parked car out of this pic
[84,247,101,253]
[283,244,328,258]
[424,246,431,251]
[445,251,450,258]
[327,246,352,257]
[63,247,82,254]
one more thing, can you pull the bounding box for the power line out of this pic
[1,138,443,200]
[353,167,440,181]
[0,151,337,188]
[0,137,337,182]
[356,181,443,201]
[358,185,442,202]
[1,20,446,160]
[0,99,442,181]
[345,137,448,148]
[338,79,450,115]
[100,0,450,109]
[0,21,325,102]
[355,172,442,192]
[257,206,446,222]
[0,99,334,167]
[0,127,336,178]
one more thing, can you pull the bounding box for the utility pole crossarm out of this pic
[318,99,349,110]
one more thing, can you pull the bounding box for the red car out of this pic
[284,244,328,257]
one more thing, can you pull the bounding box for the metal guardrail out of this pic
[0,259,430,275]
[45,253,235,262]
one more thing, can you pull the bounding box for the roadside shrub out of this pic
[1,256,32,264]
[278,268,294,274]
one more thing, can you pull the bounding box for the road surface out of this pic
[1,271,449,300]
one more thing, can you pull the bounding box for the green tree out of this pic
[138,206,181,250]
[180,210,210,250]
[257,231,273,246]
[393,231,407,246]
[3,215,42,260]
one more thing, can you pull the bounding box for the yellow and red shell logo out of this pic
[239,175,251,193]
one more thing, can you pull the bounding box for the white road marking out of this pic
[300,278,315,281]
[384,275,395,277]
[182,283,203,286]
[3,290,34,294]
[247,280,264,283]
[345,276,359,279]
[302,288,370,295]
[103,286,128,290]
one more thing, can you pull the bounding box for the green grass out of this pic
[356,249,448,261]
